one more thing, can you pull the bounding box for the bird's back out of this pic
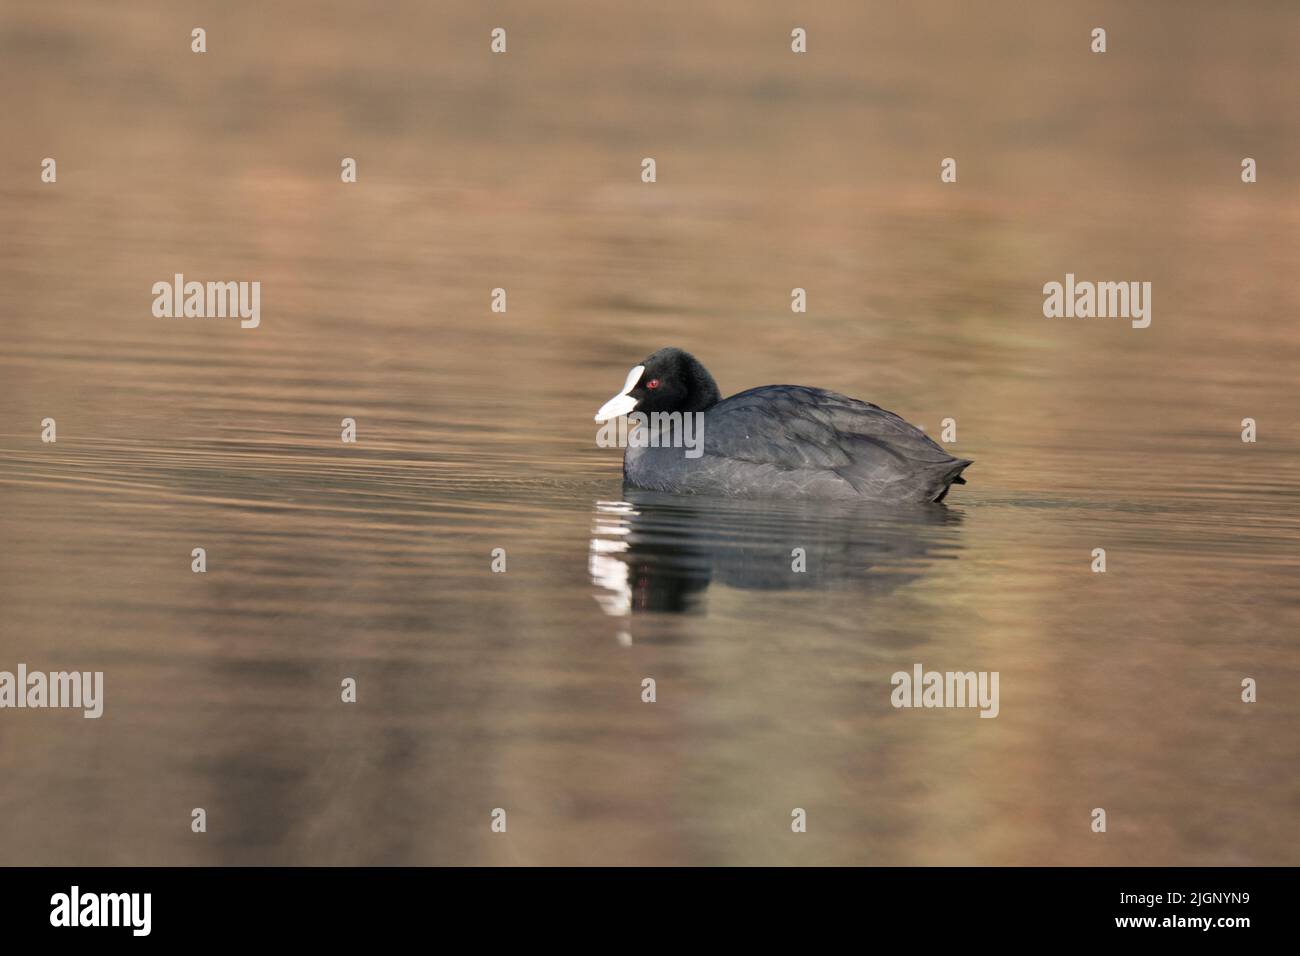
[624,385,971,503]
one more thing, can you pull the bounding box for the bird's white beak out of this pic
[594,365,645,422]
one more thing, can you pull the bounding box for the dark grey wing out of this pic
[704,386,969,500]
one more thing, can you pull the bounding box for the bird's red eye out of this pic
[646,379,660,389]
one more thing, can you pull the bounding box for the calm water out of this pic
[1,1,1298,865]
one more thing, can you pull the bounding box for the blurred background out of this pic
[0,0,1297,864]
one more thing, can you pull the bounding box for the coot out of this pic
[594,347,971,503]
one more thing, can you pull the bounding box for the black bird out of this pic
[594,347,971,503]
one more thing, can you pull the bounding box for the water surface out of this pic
[1,0,1297,865]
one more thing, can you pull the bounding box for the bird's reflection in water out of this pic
[589,488,964,634]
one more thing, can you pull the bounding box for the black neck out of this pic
[682,354,722,412]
